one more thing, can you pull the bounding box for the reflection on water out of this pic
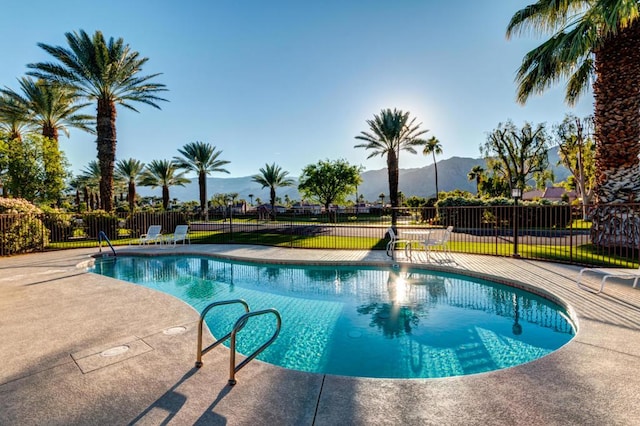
[92,255,575,378]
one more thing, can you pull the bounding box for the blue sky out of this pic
[1,0,592,178]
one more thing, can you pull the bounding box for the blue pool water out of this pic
[90,255,575,379]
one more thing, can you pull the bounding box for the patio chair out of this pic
[420,226,454,262]
[385,227,412,260]
[576,265,640,294]
[165,224,190,246]
[138,225,163,245]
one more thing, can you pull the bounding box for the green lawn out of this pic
[46,228,636,268]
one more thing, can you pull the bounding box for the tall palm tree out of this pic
[506,1,640,246]
[173,141,230,216]
[1,77,93,142]
[467,165,485,197]
[422,136,443,200]
[27,29,167,212]
[251,163,294,218]
[355,108,428,228]
[140,159,189,210]
[115,158,145,212]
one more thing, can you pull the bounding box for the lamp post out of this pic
[511,187,522,258]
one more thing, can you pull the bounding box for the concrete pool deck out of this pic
[1,244,639,425]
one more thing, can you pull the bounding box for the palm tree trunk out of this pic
[199,170,207,215]
[591,21,640,247]
[387,150,399,228]
[270,187,276,219]
[162,185,170,210]
[432,152,439,200]
[97,98,117,212]
[128,181,136,212]
[42,124,58,141]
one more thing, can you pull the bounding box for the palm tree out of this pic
[140,160,189,210]
[355,108,428,228]
[251,163,294,218]
[422,136,443,200]
[115,158,145,212]
[67,177,83,212]
[467,165,485,197]
[0,94,33,141]
[248,193,254,206]
[173,141,229,216]
[27,29,167,212]
[78,160,102,210]
[506,2,640,247]
[1,77,93,143]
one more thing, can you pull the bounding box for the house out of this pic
[257,204,287,214]
[292,202,322,215]
[345,203,371,214]
[543,187,576,202]
[522,189,544,201]
[523,187,576,202]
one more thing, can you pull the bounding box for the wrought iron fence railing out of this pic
[1,204,639,267]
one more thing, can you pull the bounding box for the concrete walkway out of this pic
[1,245,639,425]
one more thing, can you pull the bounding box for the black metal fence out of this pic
[2,204,639,267]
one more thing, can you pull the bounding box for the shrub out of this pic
[40,206,74,242]
[82,210,119,239]
[0,198,49,255]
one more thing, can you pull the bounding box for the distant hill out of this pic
[138,151,570,202]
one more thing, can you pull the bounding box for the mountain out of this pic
[137,152,570,202]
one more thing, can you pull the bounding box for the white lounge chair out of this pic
[165,225,190,246]
[576,265,640,294]
[420,226,454,262]
[385,227,412,260]
[139,225,163,245]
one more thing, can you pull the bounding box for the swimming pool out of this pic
[91,255,575,379]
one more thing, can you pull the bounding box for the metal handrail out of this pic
[228,308,281,385]
[98,231,116,257]
[195,299,250,368]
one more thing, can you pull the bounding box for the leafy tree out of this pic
[355,108,428,228]
[3,136,41,200]
[480,120,550,192]
[28,29,167,212]
[507,1,640,246]
[173,141,229,216]
[251,163,294,217]
[478,172,511,199]
[298,159,363,212]
[467,165,485,197]
[115,158,145,212]
[422,136,443,199]
[40,136,70,204]
[140,160,189,210]
[554,114,596,218]
[0,134,68,203]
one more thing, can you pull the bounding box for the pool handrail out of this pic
[228,308,281,385]
[195,299,250,368]
[98,231,116,257]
